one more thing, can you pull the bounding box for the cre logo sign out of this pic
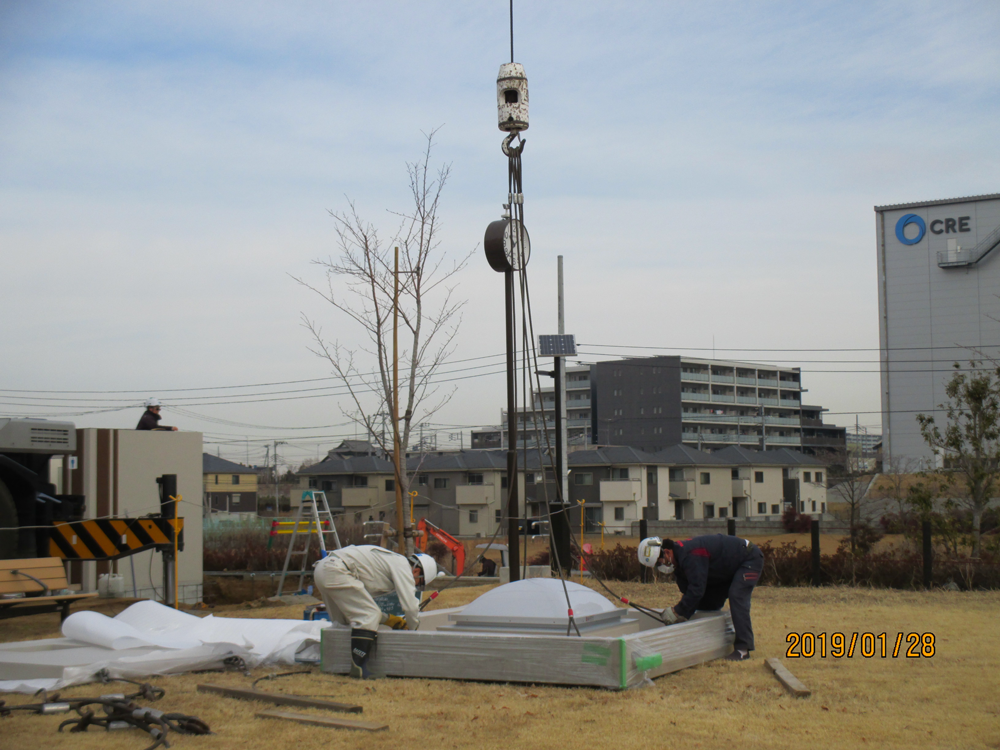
[895,213,973,245]
[895,214,925,245]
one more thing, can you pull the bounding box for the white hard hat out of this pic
[410,553,442,590]
[637,537,663,569]
[145,398,161,408]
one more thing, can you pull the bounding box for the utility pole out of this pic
[273,440,286,510]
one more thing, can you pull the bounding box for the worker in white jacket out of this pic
[313,545,440,678]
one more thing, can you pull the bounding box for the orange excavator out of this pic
[415,517,465,574]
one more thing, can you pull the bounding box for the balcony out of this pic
[759,397,779,406]
[758,378,778,387]
[456,485,494,506]
[765,416,800,425]
[710,394,735,403]
[342,487,379,507]
[736,376,757,386]
[669,480,695,499]
[737,396,758,405]
[681,392,710,402]
[711,374,734,383]
[766,436,801,445]
[732,478,750,496]
[682,412,736,423]
[600,479,641,503]
[681,371,710,382]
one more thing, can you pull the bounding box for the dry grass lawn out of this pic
[2,580,998,750]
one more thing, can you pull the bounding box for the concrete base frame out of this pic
[320,609,734,689]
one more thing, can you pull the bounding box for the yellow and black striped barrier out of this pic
[48,517,184,561]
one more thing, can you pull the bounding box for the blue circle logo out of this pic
[895,214,926,245]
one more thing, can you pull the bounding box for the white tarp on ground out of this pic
[0,601,333,694]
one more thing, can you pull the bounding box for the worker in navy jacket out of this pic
[638,534,763,661]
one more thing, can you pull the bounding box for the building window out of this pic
[525,473,536,485]
[418,474,428,486]
[703,504,715,519]
[501,476,508,489]
[700,472,711,485]
[353,476,368,487]
[468,473,484,485]
[308,478,318,488]
[231,493,240,507]
[322,480,335,491]
[811,501,816,512]
[757,502,767,514]
[732,469,739,479]
[615,429,623,436]
[354,512,362,523]
[669,468,684,481]
[575,472,593,486]
[214,475,219,485]
[232,475,240,485]
[799,500,804,512]
[771,504,780,514]
[647,470,656,485]
[815,472,823,484]
[469,509,479,523]
[754,471,764,483]
[782,468,789,479]
[434,478,449,489]
[611,468,629,480]
[719,507,728,518]
[385,479,395,491]
[614,507,625,521]
[803,472,812,483]
[821,502,826,513]
[495,509,502,522]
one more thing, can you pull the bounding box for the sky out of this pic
[2,1,999,469]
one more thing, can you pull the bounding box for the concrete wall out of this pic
[70,429,203,603]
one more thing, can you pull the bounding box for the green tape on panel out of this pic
[581,642,610,666]
[619,638,627,690]
[634,653,663,672]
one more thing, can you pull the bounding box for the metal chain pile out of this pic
[0,671,210,750]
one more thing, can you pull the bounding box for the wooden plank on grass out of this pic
[256,709,387,732]
[197,684,362,713]
[764,657,811,698]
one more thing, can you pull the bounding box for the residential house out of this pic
[203,454,258,515]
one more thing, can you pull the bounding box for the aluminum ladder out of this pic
[276,490,342,596]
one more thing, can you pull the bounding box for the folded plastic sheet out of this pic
[0,601,333,694]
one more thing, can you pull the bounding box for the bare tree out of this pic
[918,362,1000,557]
[871,454,921,518]
[823,446,876,553]
[295,131,472,551]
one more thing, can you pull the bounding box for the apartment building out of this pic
[471,365,594,449]
[592,356,845,455]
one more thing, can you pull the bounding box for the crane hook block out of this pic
[497,62,529,133]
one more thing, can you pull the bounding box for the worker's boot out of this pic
[349,629,378,679]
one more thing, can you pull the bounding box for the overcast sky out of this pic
[2,1,999,468]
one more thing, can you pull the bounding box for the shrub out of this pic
[580,543,644,582]
[203,516,365,571]
[527,550,550,566]
[782,507,812,533]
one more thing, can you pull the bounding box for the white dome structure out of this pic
[440,578,633,634]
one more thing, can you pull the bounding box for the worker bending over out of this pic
[313,545,440,678]
[639,534,763,661]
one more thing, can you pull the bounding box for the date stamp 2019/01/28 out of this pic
[785,632,936,659]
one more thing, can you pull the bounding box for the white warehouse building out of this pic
[876,193,1000,467]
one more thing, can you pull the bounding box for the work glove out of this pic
[661,607,685,625]
[385,614,409,630]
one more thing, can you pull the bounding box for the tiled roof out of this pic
[203,454,258,474]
